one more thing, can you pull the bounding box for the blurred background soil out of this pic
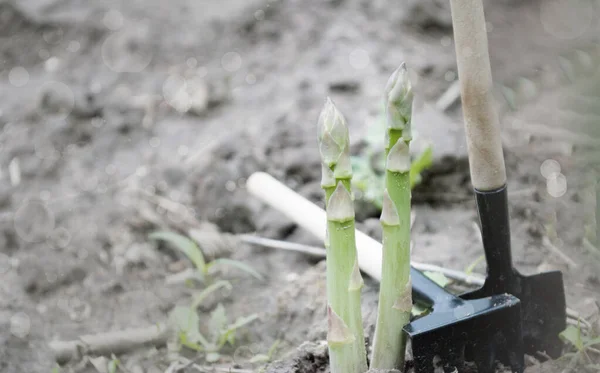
[0,0,598,372]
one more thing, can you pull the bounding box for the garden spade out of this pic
[447,0,567,360]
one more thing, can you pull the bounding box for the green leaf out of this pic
[149,231,206,272]
[217,314,260,348]
[351,155,384,209]
[229,314,260,330]
[267,339,281,358]
[249,354,271,363]
[209,304,228,341]
[226,330,236,346]
[411,303,431,318]
[584,336,600,348]
[208,258,264,280]
[89,357,110,373]
[501,86,517,111]
[409,145,433,189]
[465,255,485,275]
[560,325,585,351]
[108,356,119,373]
[169,306,210,348]
[179,333,206,351]
[424,271,451,288]
[191,281,232,309]
[365,112,387,148]
[205,352,221,363]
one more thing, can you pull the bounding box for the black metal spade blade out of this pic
[406,267,525,373]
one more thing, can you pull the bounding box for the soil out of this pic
[0,0,599,373]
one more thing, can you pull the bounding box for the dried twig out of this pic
[50,323,169,364]
[541,236,579,268]
[435,80,461,113]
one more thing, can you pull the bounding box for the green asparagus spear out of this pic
[318,99,368,373]
[370,64,414,370]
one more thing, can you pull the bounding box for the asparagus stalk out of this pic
[370,64,414,370]
[326,184,368,373]
[318,99,368,373]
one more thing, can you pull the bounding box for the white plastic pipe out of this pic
[247,172,383,280]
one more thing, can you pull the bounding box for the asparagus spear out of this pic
[318,100,368,373]
[370,64,413,370]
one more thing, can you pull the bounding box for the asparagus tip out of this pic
[326,182,354,221]
[327,305,356,346]
[385,63,413,131]
[392,277,413,312]
[348,258,364,291]
[386,139,410,173]
[384,62,406,97]
[318,97,349,167]
[380,189,400,226]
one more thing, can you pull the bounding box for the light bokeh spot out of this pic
[49,227,71,249]
[10,312,31,338]
[547,173,567,197]
[0,253,11,274]
[540,0,593,40]
[540,159,561,179]
[37,81,76,120]
[349,48,370,70]
[9,67,29,87]
[101,26,153,73]
[103,9,124,31]
[14,200,55,243]
[221,52,242,72]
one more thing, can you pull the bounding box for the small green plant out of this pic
[250,339,281,364]
[149,231,263,283]
[108,356,119,373]
[169,304,258,363]
[465,254,486,275]
[559,323,600,371]
[152,231,263,364]
[89,355,120,373]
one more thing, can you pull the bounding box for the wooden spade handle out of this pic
[450,0,507,190]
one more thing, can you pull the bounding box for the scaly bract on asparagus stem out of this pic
[370,64,414,370]
[325,182,367,373]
